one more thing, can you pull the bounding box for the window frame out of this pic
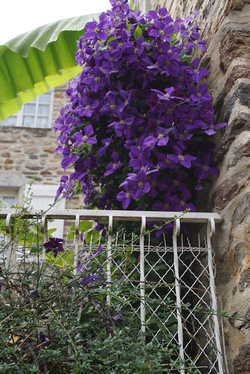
[0,188,19,207]
[1,89,55,129]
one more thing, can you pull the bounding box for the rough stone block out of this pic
[238,268,250,292]
[25,146,39,154]
[43,146,56,153]
[228,0,245,12]
[224,81,250,122]
[1,152,10,158]
[219,101,250,157]
[4,159,13,165]
[233,342,250,373]
[211,172,250,210]
[0,172,25,187]
[232,192,250,227]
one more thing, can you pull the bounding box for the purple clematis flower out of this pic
[202,110,227,136]
[151,86,181,102]
[172,124,193,149]
[176,66,193,90]
[43,237,64,258]
[143,122,172,149]
[100,91,119,116]
[148,18,174,42]
[97,135,113,156]
[129,146,154,172]
[60,148,79,170]
[127,170,151,200]
[186,37,207,53]
[83,66,107,93]
[156,152,179,170]
[170,189,196,212]
[182,110,204,132]
[152,191,176,211]
[155,127,172,146]
[193,153,219,180]
[76,95,99,118]
[117,182,132,209]
[98,190,116,210]
[147,171,160,198]
[110,0,129,12]
[104,151,122,176]
[168,145,196,169]
[189,83,211,104]
[190,58,210,83]
[108,112,135,137]
[157,51,180,76]
[73,125,97,148]
[84,19,108,41]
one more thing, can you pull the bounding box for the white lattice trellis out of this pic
[0,209,224,373]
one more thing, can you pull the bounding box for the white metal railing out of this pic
[0,209,224,373]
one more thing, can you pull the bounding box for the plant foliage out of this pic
[0,213,200,373]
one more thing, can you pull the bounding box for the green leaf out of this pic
[85,229,100,245]
[47,227,57,236]
[67,221,94,240]
[126,17,131,33]
[0,13,100,121]
[46,250,74,268]
[79,221,94,232]
[67,231,75,241]
[170,31,177,45]
[134,24,142,39]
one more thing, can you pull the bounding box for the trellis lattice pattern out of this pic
[0,209,224,373]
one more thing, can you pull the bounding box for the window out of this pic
[0,188,18,207]
[0,190,18,261]
[0,185,66,264]
[24,184,66,238]
[1,90,54,128]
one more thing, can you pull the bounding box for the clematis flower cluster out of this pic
[54,0,226,213]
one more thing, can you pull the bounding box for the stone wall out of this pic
[133,0,250,372]
[0,84,82,209]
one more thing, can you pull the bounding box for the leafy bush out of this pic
[0,216,199,373]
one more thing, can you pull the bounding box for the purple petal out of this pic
[158,136,169,146]
[85,125,94,137]
[97,30,107,40]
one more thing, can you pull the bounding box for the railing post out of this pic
[173,218,185,373]
[41,216,47,262]
[1,213,14,295]
[207,218,224,374]
[73,215,80,276]
[5,213,13,271]
[140,215,146,340]
[106,215,113,307]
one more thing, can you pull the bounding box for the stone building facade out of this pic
[0,84,82,210]
[133,0,250,372]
